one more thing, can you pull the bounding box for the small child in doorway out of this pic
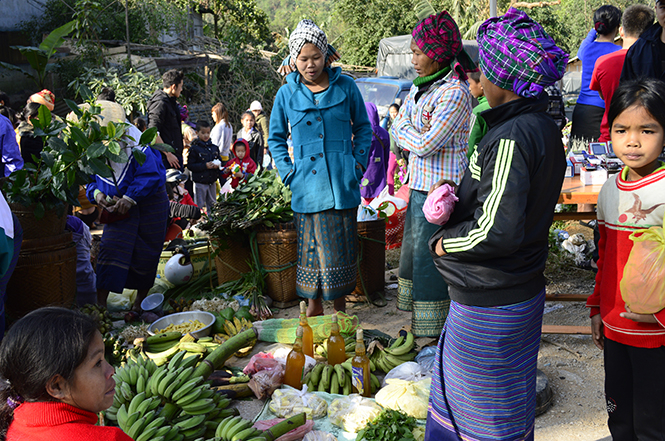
[586,78,665,439]
[186,120,221,213]
[467,70,491,159]
[223,139,257,188]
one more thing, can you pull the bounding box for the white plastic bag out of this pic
[369,185,407,211]
[382,361,430,387]
[269,385,328,419]
[107,288,137,312]
[357,204,379,222]
[220,179,234,198]
[303,431,337,441]
[375,377,432,419]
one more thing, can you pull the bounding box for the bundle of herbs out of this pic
[200,169,293,239]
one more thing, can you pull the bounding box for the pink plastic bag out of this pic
[248,364,284,399]
[422,184,458,225]
[243,352,276,375]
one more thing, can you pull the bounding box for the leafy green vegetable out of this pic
[355,409,417,441]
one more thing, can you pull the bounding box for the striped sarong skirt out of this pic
[96,187,169,293]
[424,289,546,441]
[294,208,357,301]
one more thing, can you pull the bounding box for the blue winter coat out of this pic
[268,67,372,213]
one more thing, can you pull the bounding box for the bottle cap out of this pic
[300,301,306,314]
[357,328,363,340]
[296,325,303,338]
[332,313,338,323]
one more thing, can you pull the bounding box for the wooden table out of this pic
[553,176,604,221]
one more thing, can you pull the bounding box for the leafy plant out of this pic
[69,67,161,120]
[200,169,294,239]
[0,21,75,89]
[2,99,163,218]
[355,409,418,441]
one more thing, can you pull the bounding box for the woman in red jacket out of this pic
[0,307,132,441]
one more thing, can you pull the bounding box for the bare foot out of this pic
[307,298,324,317]
[333,297,346,314]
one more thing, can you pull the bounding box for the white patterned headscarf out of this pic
[289,19,328,62]
[279,19,341,76]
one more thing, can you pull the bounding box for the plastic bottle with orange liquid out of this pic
[299,301,314,357]
[283,325,305,389]
[327,313,346,366]
[351,328,371,397]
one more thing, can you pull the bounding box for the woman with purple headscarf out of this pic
[426,8,568,440]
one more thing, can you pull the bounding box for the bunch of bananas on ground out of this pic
[214,317,255,357]
[144,332,221,366]
[106,351,239,441]
[169,298,194,313]
[103,333,127,367]
[303,363,381,396]
[369,331,417,373]
[80,303,114,334]
[212,415,264,441]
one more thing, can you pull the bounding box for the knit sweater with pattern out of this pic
[586,164,665,348]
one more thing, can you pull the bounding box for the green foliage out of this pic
[205,0,272,48]
[0,21,75,89]
[334,0,417,66]
[2,100,132,216]
[69,67,161,120]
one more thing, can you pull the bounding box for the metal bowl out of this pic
[147,310,216,339]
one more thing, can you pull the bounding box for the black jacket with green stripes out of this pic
[429,95,565,307]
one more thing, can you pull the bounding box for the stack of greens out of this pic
[200,169,293,239]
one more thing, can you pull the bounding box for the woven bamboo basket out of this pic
[9,203,68,241]
[213,237,252,284]
[6,232,77,319]
[353,219,386,298]
[256,223,298,307]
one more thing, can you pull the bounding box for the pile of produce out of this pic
[368,331,417,373]
[80,303,114,334]
[200,169,293,237]
[355,409,421,441]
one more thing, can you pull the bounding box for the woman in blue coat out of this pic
[269,19,372,316]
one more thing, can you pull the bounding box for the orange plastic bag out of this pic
[620,220,665,314]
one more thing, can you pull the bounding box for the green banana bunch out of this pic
[214,415,265,441]
[369,331,417,373]
[303,362,357,396]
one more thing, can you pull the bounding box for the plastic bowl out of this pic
[141,293,164,312]
[147,311,216,339]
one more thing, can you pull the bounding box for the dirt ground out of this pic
[255,222,611,441]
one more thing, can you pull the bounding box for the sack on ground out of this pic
[382,361,430,387]
[620,222,665,314]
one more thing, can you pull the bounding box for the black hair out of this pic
[0,91,9,107]
[97,87,116,102]
[133,117,147,132]
[162,69,184,89]
[594,5,622,36]
[20,102,42,122]
[0,307,98,436]
[240,111,255,121]
[196,120,211,131]
[467,71,481,82]
[389,103,401,112]
[608,78,665,133]
[0,107,16,129]
[621,4,655,38]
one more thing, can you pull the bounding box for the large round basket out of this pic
[9,203,68,241]
[6,231,77,318]
[213,237,252,284]
[256,223,298,308]
[354,219,386,299]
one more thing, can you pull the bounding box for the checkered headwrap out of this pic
[279,19,341,76]
[412,11,477,79]
[477,8,568,98]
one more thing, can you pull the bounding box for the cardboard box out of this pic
[580,167,608,186]
[565,159,575,178]
[569,153,584,175]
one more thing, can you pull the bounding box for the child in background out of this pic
[466,70,491,159]
[586,78,665,439]
[0,307,131,441]
[223,139,256,188]
[186,120,221,213]
[237,111,264,167]
[211,102,232,162]
[133,117,147,132]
